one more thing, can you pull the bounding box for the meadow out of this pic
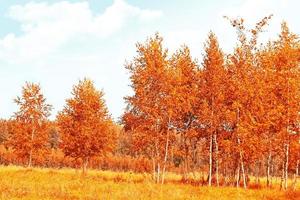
[0,166,299,200]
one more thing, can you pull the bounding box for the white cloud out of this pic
[0,0,162,64]
[0,0,162,120]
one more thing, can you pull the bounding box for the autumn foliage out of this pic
[0,17,299,192]
[9,82,52,167]
[123,16,300,189]
[57,78,116,173]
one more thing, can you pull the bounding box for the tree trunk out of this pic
[214,133,219,186]
[271,163,274,186]
[297,159,299,177]
[235,108,245,188]
[154,138,160,183]
[293,159,299,190]
[152,156,156,181]
[240,156,247,189]
[208,133,213,186]
[170,145,174,168]
[236,163,240,188]
[224,165,228,186]
[82,157,89,174]
[28,149,33,168]
[27,129,35,168]
[181,137,189,181]
[255,162,259,185]
[280,161,285,190]
[157,163,160,184]
[237,137,247,189]
[267,152,272,187]
[161,129,170,184]
[183,144,189,181]
[284,143,289,190]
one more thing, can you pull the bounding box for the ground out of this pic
[0,166,299,200]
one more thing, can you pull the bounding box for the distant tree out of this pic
[48,123,60,150]
[10,82,52,167]
[57,78,116,174]
[0,120,9,145]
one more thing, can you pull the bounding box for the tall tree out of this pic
[123,34,173,183]
[224,15,272,188]
[10,82,52,167]
[201,32,226,186]
[270,22,300,189]
[169,46,200,180]
[57,78,115,174]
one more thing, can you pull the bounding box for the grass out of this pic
[0,166,299,200]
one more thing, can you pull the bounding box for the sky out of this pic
[0,0,299,121]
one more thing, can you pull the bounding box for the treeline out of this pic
[0,16,299,190]
[0,80,119,173]
[123,16,300,189]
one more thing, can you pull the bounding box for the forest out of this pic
[0,16,300,195]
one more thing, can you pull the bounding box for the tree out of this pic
[224,15,272,188]
[169,46,201,181]
[268,22,300,189]
[48,122,60,150]
[0,120,9,145]
[201,32,226,186]
[123,33,174,183]
[57,78,115,174]
[10,82,52,167]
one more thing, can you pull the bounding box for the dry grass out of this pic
[0,165,299,200]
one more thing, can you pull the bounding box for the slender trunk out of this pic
[267,152,272,187]
[157,163,160,184]
[255,162,259,185]
[238,137,247,189]
[208,96,214,187]
[240,156,246,189]
[286,61,290,190]
[208,133,213,186]
[82,157,89,174]
[236,163,240,188]
[214,133,219,186]
[280,161,285,190]
[27,129,35,168]
[271,163,274,186]
[161,128,170,184]
[293,159,299,190]
[297,159,299,177]
[184,145,189,180]
[182,136,189,181]
[183,158,187,181]
[284,143,289,190]
[154,138,160,183]
[224,165,228,186]
[152,156,156,181]
[171,145,174,168]
[191,142,197,178]
[28,149,33,168]
[235,107,244,188]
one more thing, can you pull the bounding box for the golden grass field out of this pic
[0,166,299,200]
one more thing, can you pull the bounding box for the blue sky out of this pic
[0,0,299,120]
